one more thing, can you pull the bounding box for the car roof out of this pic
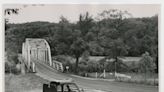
[50,81,75,84]
[50,79,75,85]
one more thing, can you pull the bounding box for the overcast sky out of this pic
[4,4,160,23]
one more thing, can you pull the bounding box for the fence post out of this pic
[96,72,97,78]
[103,69,106,78]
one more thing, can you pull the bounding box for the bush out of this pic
[78,71,88,77]
[5,62,20,74]
[5,52,20,74]
[11,66,20,74]
[7,52,19,64]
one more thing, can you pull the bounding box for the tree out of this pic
[100,38,129,73]
[70,37,88,73]
[88,41,104,56]
[139,52,156,81]
[97,9,132,20]
[97,9,132,36]
[98,9,131,73]
[78,12,94,37]
[52,16,73,55]
[68,12,93,73]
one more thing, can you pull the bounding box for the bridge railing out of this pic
[51,60,64,72]
[31,57,64,72]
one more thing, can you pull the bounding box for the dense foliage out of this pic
[5,10,158,73]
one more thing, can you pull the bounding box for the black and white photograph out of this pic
[4,4,160,92]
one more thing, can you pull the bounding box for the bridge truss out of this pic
[22,38,63,72]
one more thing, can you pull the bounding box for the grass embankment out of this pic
[5,73,49,92]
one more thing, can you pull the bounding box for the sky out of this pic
[3,4,160,23]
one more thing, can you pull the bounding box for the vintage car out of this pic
[43,79,84,92]
[43,79,112,92]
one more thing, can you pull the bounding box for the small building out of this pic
[117,57,142,66]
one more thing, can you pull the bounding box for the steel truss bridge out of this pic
[21,38,63,73]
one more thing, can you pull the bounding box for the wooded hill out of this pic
[5,10,158,73]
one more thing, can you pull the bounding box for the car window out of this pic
[57,85,62,92]
[63,85,69,92]
[63,84,79,92]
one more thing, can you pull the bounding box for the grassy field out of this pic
[87,72,158,86]
[5,73,49,92]
[87,72,115,79]
[116,73,158,86]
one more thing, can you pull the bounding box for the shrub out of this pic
[5,62,20,74]
[78,71,87,77]
[5,52,20,74]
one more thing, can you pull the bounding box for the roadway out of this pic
[35,61,158,92]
